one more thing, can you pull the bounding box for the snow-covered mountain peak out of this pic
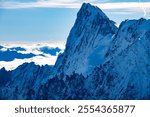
[66,3,117,48]
[54,3,118,76]
[107,18,150,58]
[77,3,108,20]
[120,18,150,33]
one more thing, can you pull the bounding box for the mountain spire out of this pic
[54,3,118,76]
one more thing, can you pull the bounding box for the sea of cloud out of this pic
[0,41,65,71]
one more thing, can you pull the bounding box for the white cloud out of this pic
[0,41,65,50]
[39,0,98,3]
[0,0,150,10]
[96,2,150,10]
[1,0,150,18]
[0,55,57,71]
[0,0,98,9]
[107,11,135,15]
[1,1,150,18]
[0,48,7,52]
[0,41,65,70]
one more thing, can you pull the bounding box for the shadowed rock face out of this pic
[0,68,11,86]
[0,62,52,100]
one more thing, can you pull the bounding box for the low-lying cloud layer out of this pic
[0,42,65,70]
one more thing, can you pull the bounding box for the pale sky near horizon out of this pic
[0,0,150,42]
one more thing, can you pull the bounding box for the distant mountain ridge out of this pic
[0,50,35,61]
[0,3,150,100]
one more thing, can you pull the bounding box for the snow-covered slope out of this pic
[88,18,150,99]
[54,3,117,76]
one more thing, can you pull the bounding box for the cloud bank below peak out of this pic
[0,42,64,71]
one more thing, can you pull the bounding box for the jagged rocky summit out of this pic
[53,3,117,76]
[0,3,150,100]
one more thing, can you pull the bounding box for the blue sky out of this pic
[0,0,150,42]
[0,8,78,42]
